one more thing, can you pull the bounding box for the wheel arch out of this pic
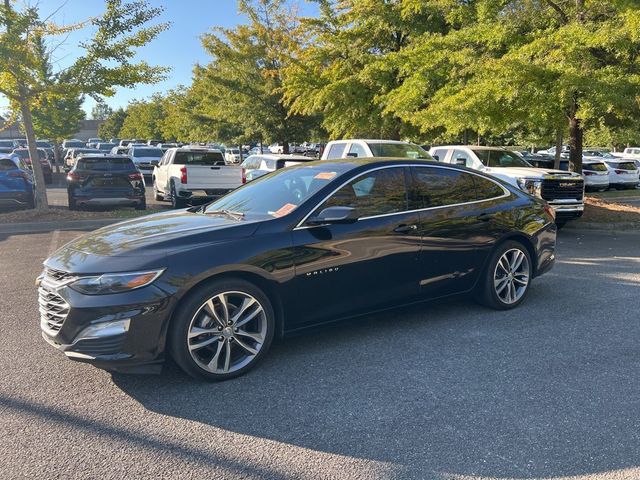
[493,232,538,277]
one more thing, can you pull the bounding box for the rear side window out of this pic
[319,167,408,218]
[174,151,226,166]
[326,143,346,160]
[410,167,476,208]
[0,159,17,170]
[473,175,506,200]
[77,158,136,171]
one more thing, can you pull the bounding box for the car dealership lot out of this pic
[1,229,639,479]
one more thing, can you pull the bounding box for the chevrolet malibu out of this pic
[38,158,557,381]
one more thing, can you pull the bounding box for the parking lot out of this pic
[0,227,638,479]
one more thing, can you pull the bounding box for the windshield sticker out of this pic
[271,203,297,218]
[314,171,337,180]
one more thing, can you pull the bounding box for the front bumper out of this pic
[38,275,174,373]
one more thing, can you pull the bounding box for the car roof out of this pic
[432,145,510,151]
[328,139,416,145]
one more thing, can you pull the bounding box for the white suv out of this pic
[321,139,431,160]
[430,146,585,225]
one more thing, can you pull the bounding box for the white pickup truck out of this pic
[152,148,243,208]
[430,146,585,226]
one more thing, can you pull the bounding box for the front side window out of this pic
[347,143,368,158]
[326,143,346,160]
[318,167,407,218]
[410,167,476,209]
[473,149,532,168]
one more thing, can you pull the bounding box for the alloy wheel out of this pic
[187,291,267,374]
[493,248,530,305]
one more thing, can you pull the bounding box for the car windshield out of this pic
[133,148,163,158]
[367,143,432,159]
[584,162,607,172]
[473,150,532,168]
[98,143,116,150]
[610,161,637,171]
[203,164,352,219]
[14,149,46,160]
[64,141,85,148]
[0,141,15,148]
[36,141,51,148]
[77,157,135,171]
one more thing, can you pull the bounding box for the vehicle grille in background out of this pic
[44,267,74,284]
[541,179,584,201]
[39,287,70,334]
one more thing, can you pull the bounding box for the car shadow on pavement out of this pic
[111,276,640,480]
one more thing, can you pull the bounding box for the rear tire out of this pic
[170,182,186,209]
[168,278,276,381]
[475,240,532,310]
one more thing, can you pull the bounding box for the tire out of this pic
[170,182,186,209]
[475,240,533,310]
[67,192,77,211]
[152,177,163,201]
[168,278,276,381]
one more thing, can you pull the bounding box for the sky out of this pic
[2,0,318,116]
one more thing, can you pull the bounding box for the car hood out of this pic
[45,210,261,273]
[484,167,582,179]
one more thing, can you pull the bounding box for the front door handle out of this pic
[393,224,417,234]
[477,213,495,222]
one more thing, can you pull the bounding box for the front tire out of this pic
[168,278,276,381]
[476,240,532,310]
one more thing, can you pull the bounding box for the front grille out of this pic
[39,287,70,334]
[541,179,584,201]
[45,267,74,284]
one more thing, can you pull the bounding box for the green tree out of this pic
[191,0,316,152]
[0,0,168,209]
[283,0,445,140]
[91,102,113,121]
[381,0,640,172]
[119,95,166,140]
[98,107,128,139]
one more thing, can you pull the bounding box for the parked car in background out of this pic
[430,146,584,226]
[615,147,640,160]
[0,139,19,154]
[268,143,285,154]
[62,139,85,150]
[517,151,555,169]
[158,143,178,152]
[603,159,640,189]
[581,159,610,191]
[224,148,242,164]
[128,146,164,176]
[240,154,315,182]
[110,138,121,144]
[12,148,52,184]
[538,145,570,159]
[110,146,130,155]
[152,147,242,208]
[119,139,133,147]
[86,138,103,148]
[38,158,556,380]
[96,142,117,152]
[322,140,432,160]
[0,154,34,209]
[66,155,146,210]
[65,148,97,170]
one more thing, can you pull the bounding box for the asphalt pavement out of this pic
[0,228,639,479]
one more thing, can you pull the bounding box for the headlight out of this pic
[516,178,542,197]
[69,269,164,295]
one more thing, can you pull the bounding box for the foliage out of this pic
[119,95,166,139]
[98,107,127,139]
[91,102,113,120]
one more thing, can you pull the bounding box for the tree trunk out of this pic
[53,143,62,174]
[259,140,264,154]
[554,129,563,170]
[282,141,289,154]
[568,116,583,174]
[19,96,49,209]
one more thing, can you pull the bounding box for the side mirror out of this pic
[432,154,439,161]
[307,206,358,225]
[345,152,358,158]
[150,160,159,166]
[454,157,467,166]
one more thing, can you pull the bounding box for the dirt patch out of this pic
[0,205,167,224]
[577,196,640,226]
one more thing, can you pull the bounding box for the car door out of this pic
[289,166,422,328]
[409,165,507,298]
[155,150,170,192]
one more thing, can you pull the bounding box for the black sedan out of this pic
[66,155,146,210]
[38,158,556,380]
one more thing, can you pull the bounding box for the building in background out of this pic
[0,116,103,141]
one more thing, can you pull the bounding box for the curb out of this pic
[0,218,120,235]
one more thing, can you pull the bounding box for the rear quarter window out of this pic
[326,143,346,160]
[473,175,506,200]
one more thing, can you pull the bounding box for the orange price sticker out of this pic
[314,171,337,180]
[272,203,297,218]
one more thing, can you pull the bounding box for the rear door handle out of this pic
[477,213,495,222]
[393,224,417,234]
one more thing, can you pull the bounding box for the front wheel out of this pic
[476,241,532,310]
[168,279,276,381]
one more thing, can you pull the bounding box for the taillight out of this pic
[8,171,28,180]
[241,168,246,184]
[583,171,594,176]
[180,166,187,184]
[67,172,79,181]
[128,172,143,181]
[543,203,556,222]
[615,169,627,174]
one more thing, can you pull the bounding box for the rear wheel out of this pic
[168,278,275,381]
[476,240,532,310]
[170,182,186,209]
